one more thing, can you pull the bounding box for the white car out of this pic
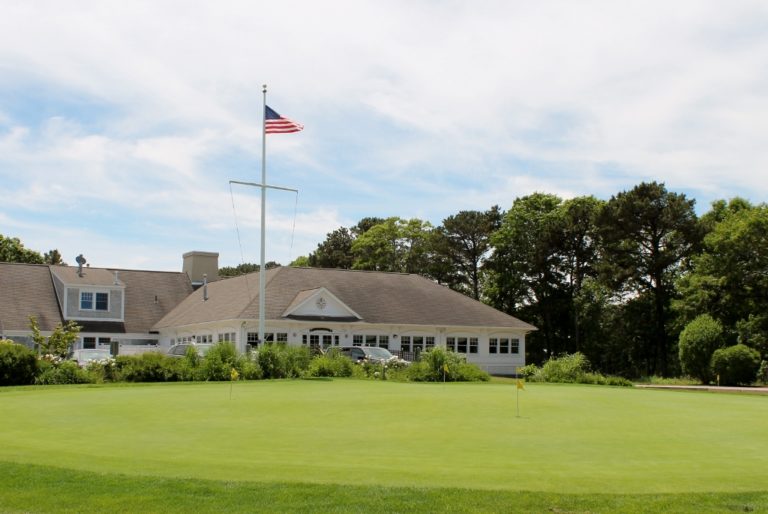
[69,349,112,367]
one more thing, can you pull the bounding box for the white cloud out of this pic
[1,0,768,268]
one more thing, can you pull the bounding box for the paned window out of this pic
[80,292,93,310]
[446,337,456,352]
[425,336,435,349]
[457,337,468,353]
[353,335,363,346]
[413,336,424,352]
[489,338,498,354]
[80,291,109,311]
[500,338,510,353]
[83,337,96,349]
[400,336,411,352]
[511,338,520,354]
[378,335,389,350]
[95,292,109,311]
[365,335,378,347]
[218,332,236,343]
[469,337,478,354]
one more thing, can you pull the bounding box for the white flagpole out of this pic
[259,84,267,346]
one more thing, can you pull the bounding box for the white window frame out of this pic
[80,291,110,312]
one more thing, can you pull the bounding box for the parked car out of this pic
[167,343,214,358]
[68,349,112,367]
[335,346,409,365]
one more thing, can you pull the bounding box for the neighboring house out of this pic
[1,251,536,374]
[0,260,193,353]
[154,256,536,375]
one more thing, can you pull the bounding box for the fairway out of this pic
[1,380,766,496]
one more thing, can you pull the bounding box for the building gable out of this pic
[282,287,362,322]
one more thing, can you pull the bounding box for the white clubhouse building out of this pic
[1,251,535,375]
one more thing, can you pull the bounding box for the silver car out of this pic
[167,343,213,358]
[336,346,408,365]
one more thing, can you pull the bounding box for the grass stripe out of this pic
[1,461,766,513]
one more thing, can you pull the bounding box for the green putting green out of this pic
[0,380,766,495]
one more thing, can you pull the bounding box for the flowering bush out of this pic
[35,360,92,385]
[86,358,118,383]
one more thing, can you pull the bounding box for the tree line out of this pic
[290,181,768,379]
[4,181,766,380]
[0,235,64,265]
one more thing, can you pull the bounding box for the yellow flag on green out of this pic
[443,363,449,373]
[231,368,240,381]
[516,379,525,390]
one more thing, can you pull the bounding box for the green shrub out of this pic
[234,356,263,380]
[404,347,489,382]
[256,344,311,379]
[522,353,632,387]
[256,344,288,379]
[638,375,699,386]
[284,345,311,377]
[679,314,724,384]
[518,364,540,379]
[539,352,591,383]
[198,342,238,381]
[35,360,92,385]
[85,358,118,383]
[0,340,38,386]
[603,375,634,387]
[115,352,181,382]
[308,351,355,378]
[759,361,768,385]
[710,344,761,386]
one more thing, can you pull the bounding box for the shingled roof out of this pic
[0,262,193,335]
[108,268,194,333]
[153,267,535,331]
[0,263,63,332]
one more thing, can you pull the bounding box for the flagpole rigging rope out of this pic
[288,190,299,264]
[229,182,254,301]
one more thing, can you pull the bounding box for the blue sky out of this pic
[2,1,767,271]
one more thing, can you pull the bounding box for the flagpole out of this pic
[259,84,267,346]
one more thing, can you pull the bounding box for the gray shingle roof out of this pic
[110,268,194,333]
[0,263,193,335]
[0,263,63,332]
[153,267,536,331]
[50,266,122,286]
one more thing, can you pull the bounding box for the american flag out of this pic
[265,105,304,134]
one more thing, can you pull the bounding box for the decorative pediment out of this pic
[282,287,362,321]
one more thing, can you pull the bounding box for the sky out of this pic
[1,1,767,271]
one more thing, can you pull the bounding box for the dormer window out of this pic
[81,291,109,311]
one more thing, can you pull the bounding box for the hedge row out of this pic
[0,342,491,386]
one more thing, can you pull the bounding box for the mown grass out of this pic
[1,461,766,513]
[1,380,766,512]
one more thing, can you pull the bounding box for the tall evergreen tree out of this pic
[598,182,701,376]
[434,207,501,300]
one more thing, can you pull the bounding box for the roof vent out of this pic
[114,270,120,285]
